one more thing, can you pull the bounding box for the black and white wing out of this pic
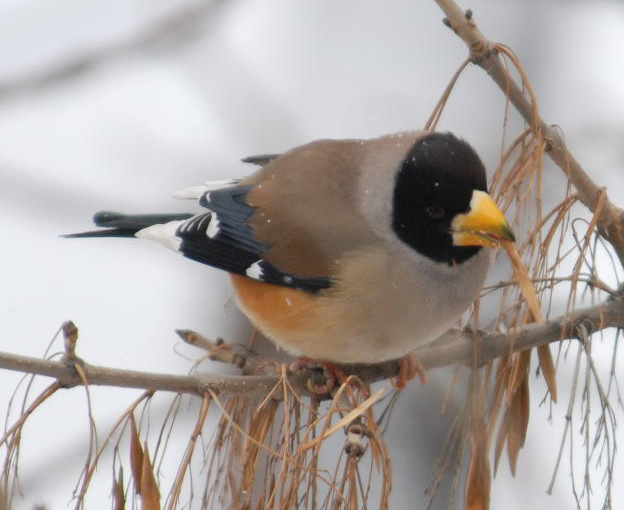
[133,181,332,293]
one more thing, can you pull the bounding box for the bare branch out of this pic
[1,295,622,397]
[0,351,278,396]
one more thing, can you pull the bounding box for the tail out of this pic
[62,211,194,238]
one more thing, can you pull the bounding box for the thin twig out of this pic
[547,343,582,494]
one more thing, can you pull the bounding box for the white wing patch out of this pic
[172,186,210,200]
[245,260,264,280]
[136,220,185,252]
[173,179,240,200]
[206,213,220,238]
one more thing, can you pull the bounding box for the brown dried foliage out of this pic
[201,376,391,510]
[425,34,621,509]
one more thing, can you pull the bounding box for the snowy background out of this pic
[1,0,624,508]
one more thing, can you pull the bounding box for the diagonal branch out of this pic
[0,295,622,397]
[433,0,624,267]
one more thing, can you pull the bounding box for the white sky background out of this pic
[1,0,624,508]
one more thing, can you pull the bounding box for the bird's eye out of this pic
[425,205,445,219]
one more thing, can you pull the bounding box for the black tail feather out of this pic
[240,153,281,166]
[62,228,139,238]
[63,211,193,238]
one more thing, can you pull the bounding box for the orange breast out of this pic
[229,274,322,343]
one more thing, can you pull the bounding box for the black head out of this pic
[392,132,487,265]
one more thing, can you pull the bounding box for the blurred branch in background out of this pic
[0,1,226,101]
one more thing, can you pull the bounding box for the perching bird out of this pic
[67,131,514,386]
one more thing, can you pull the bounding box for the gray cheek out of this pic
[356,171,397,243]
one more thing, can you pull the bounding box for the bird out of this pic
[66,130,514,388]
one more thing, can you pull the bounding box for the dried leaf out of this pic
[537,345,557,402]
[506,377,530,476]
[487,357,509,432]
[507,351,530,399]
[490,359,511,474]
[140,442,161,510]
[505,243,544,322]
[113,468,125,510]
[366,405,383,471]
[493,411,509,475]
[129,414,143,495]
[505,243,558,401]
[518,378,530,447]
[466,427,491,510]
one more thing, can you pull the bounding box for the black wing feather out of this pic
[174,185,332,293]
[66,184,332,293]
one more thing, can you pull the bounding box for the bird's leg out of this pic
[289,358,347,395]
[392,353,428,389]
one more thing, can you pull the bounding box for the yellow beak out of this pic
[451,190,515,247]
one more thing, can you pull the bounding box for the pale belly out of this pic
[230,247,491,364]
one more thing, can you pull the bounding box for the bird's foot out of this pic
[289,358,347,395]
[392,353,428,389]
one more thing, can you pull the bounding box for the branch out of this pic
[1,295,622,397]
[420,294,624,368]
[433,0,624,267]
[0,351,278,396]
